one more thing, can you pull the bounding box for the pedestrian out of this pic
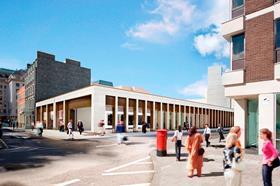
[230,126,242,150]
[77,120,84,135]
[59,120,64,132]
[260,128,280,186]
[223,133,243,186]
[142,121,147,134]
[185,126,204,177]
[218,124,225,142]
[203,124,211,147]
[67,120,74,140]
[172,125,183,161]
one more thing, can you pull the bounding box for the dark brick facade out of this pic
[245,12,274,83]
[245,0,274,15]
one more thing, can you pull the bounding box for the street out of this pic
[0,129,155,186]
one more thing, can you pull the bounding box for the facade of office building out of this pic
[0,68,25,122]
[17,86,25,128]
[24,51,91,128]
[36,84,234,132]
[222,0,280,153]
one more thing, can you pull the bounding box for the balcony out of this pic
[222,69,245,86]
[221,16,244,41]
[275,62,280,80]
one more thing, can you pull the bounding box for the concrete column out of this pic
[178,105,181,127]
[233,99,247,149]
[126,98,129,132]
[40,106,43,122]
[63,101,66,126]
[46,105,49,129]
[53,102,57,129]
[145,100,148,123]
[91,94,95,132]
[153,101,156,131]
[259,94,276,154]
[172,104,175,130]
[183,106,186,126]
[115,96,118,130]
[160,102,163,129]
[136,99,139,131]
[167,104,170,130]
[188,106,191,128]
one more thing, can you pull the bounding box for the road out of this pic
[0,129,155,186]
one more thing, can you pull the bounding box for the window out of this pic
[232,33,245,60]
[276,19,280,48]
[232,0,244,9]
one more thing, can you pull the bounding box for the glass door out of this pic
[247,99,259,148]
[276,95,280,150]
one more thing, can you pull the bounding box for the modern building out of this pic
[17,86,25,128]
[24,51,91,128]
[0,68,25,122]
[207,65,231,108]
[221,0,280,152]
[35,83,234,132]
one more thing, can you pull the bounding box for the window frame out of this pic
[232,33,245,61]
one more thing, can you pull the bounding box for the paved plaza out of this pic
[1,129,280,186]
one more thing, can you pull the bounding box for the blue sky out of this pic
[0,0,229,100]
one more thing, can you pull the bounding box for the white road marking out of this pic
[120,183,151,186]
[54,179,80,186]
[135,162,153,165]
[102,170,155,176]
[104,156,150,173]
[96,144,118,148]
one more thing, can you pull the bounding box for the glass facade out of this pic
[276,20,280,49]
[247,99,259,148]
[232,0,244,9]
[232,33,245,61]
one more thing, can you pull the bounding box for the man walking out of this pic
[203,124,211,147]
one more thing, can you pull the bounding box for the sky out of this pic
[0,0,230,100]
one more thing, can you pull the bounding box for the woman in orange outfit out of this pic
[185,126,204,177]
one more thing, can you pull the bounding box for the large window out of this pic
[276,19,280,48]
[232,33,245,61]
[232,0,244,9]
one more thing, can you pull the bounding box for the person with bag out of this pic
[172,125,183,161]
[185,126,204,177]
[203,124,211,147]
[260,128,279,186]
[223,133,243,186]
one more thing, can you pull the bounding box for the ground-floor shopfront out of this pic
[35,84,234,132]
[225,80,280,153]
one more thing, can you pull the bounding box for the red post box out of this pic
[156,129,167,156]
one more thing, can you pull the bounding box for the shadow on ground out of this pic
[201,171,224,177]
[0,130,100,172]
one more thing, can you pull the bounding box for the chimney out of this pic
[65,58,81,67]
[37,51,55,61]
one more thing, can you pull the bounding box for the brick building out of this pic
[24,51,91,128]
[221,0,280,153]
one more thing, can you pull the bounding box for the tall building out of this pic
[221,0,280,153]
[17,86,25,128]
[207,65,231,108]
[0,68,25,122]
[24,51,91,128]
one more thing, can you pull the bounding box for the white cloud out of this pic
[121,42,143,51]
[126,0,196,43]
[179,76,208,98]
[194,30,230,58]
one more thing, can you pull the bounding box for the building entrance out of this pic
[247,99,259,148]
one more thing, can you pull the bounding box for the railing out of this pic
[232,6,244,19]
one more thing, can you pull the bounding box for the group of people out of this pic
[66,120,84,139]
[172,125,280,186]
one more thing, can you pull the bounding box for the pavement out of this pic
[151,136,280,186]
[1,128,280,186]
